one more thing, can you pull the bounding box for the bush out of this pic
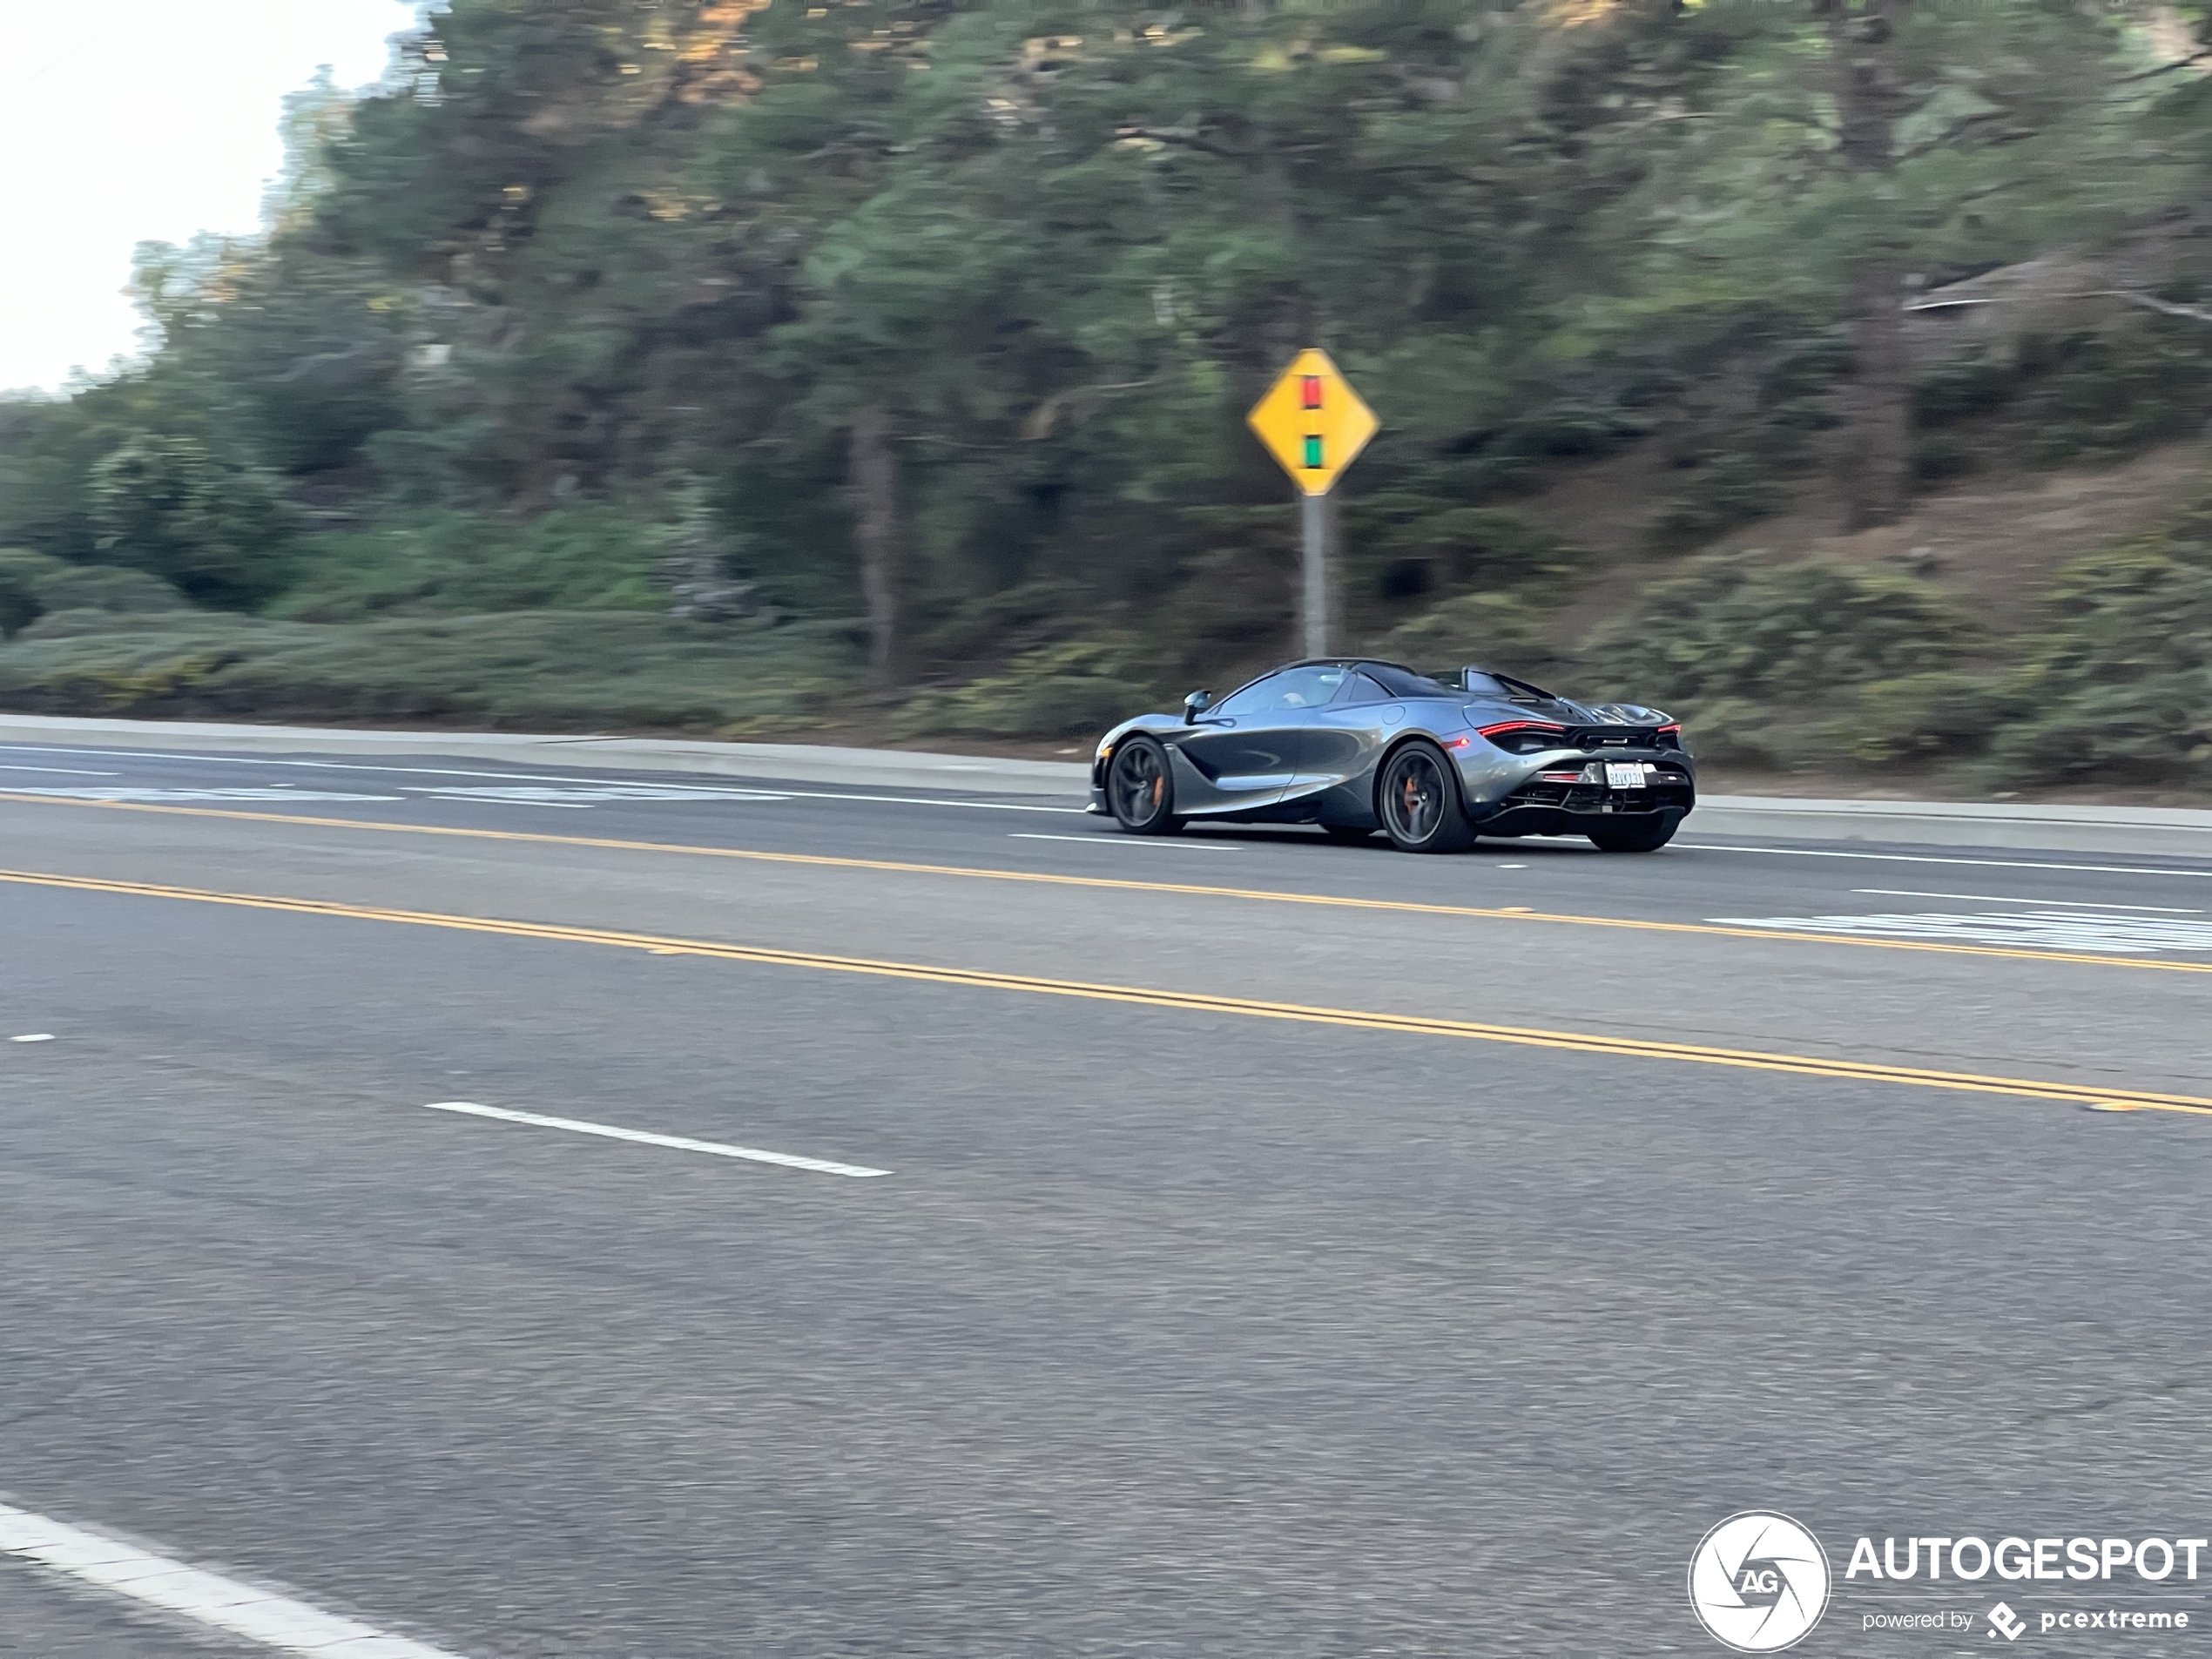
[1646,454,1789,550]
[2019,327,2212,464]
[1584,551,1979,707]
[267,505,666,622]
[1372,591,1555,676]
[0,609,860,733]
[1911,435,1978,483]
[1912,350,2018,428]
[891,639,1161,741]
[1658,696,1787,768]
[86,433,295,607]
[0,548,192,637]
[0,550,51,637]
[1840,672,2013,764]
[1984,520,2212,785]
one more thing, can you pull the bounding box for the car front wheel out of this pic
[1377,743,1474,853]
[1105,736,1184,835]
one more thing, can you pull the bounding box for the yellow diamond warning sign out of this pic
[1247,348,1378,496]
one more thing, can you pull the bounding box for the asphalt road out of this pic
[3,739,2210,1657]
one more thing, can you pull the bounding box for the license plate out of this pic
[1605,762,1646,789]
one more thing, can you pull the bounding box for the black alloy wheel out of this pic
[1588,819,1678,853]
[1377,742,1474,853]
[1106,736,1184,835]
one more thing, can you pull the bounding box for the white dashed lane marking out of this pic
[1684,843,2212,881]
[422,1101,892,1177]
[407,785,790,805]
[14,800,407,813]
[1710,910,2212,955]
[1851,888,2200,914]
[0,1500,469,1657]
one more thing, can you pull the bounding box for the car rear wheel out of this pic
[1106,736,1184,835]
[1377,743,1474,853]
[1588,819,1678,853]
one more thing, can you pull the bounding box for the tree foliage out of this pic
[3,0,2209,766]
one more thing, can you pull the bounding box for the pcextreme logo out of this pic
[1689,1512,1833,1653]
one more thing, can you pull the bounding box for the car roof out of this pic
[1264,658,1561,702]
[1271,658,1431,676]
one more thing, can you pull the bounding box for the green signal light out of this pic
[1303,435,1324,469]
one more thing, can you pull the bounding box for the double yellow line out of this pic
[5,866,2206,1119]
[4,792,2209,977]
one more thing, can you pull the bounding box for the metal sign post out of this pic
[1247,349,1376,658]
[1299,493,1328,659]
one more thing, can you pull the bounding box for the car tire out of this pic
[1105,736,1184,835]
[1377,742,1474,853]
[1588,819,1678,853]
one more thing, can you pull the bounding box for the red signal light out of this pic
[1300,375,1323,409]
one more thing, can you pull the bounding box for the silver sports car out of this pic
[1089,659,1693,853]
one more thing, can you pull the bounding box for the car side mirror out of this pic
[1183,690,1212,724]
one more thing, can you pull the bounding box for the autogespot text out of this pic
[1847,1536,2209,1582]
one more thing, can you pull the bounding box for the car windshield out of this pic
[1359,662,1462,699]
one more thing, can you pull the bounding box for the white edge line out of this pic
[0,1500,469,1658]
[406,797,596,809]
[1680,842,2212,881]
[1009,832,1238,850]
[404,787,792,803]
[0,764,119,776]
[1851,888,2202,914]
[421,1101,890,1178]
[0,745,1085,813]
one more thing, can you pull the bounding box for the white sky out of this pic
[0,0,421,395]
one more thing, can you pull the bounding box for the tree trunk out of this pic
[849,402,900,689]
[1838,253,1912,530]
[1826,0,1912,531]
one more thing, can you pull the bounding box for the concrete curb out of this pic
[0,713,1093,797]
[4,712,2210,859]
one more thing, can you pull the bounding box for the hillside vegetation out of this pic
[3,0,2209,790]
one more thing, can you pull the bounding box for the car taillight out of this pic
[1476,720,1567,755]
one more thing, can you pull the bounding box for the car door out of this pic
[1171,667,1343,813]
[1285,668,1396,803]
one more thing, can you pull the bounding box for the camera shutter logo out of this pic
[1688,1512,1832,1652]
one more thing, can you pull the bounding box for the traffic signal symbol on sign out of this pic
[1247,349,1377,496]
